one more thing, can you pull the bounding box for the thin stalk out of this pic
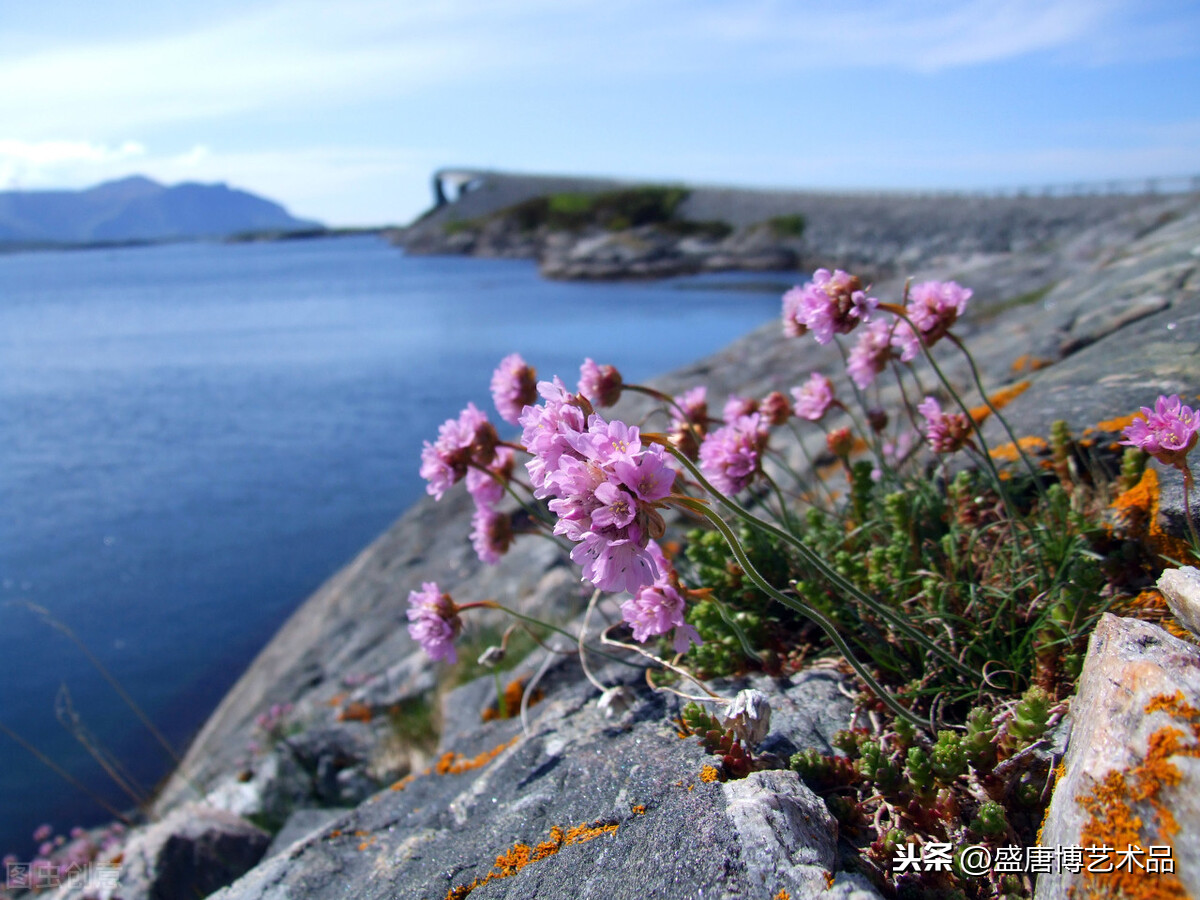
[663,447,980,681]
[484,603,644,671]
[945,331,1051,512]
[21,602,182,767]
[672,496,928,728]
[0,719,134,824]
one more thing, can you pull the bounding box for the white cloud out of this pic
[1,0,1192,139]
[0,139,146,189]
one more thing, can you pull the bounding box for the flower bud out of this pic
[827,427,854,459]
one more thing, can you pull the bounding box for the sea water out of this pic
[0,234,787,853]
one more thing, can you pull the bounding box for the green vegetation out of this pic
[765,213,806,238]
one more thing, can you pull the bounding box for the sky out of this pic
[0,0,1198,227]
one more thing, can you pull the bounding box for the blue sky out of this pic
[0,0,1197,226]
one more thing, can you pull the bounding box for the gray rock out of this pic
[720,771,838,897]
[112,804,269,900]
[1158,566,1200,638]
[264,809,351,860]
[209,656,859,900]
[1036,614,1200,899]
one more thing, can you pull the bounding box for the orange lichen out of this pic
[1109,468,1193,561]
[444,819,621,900]
[337,701,373,723]
[1011,354,1054,374]
[481,678,544,722]
[1082,412,1142,437]
[389,774,416,792]
[1074,691,1199,899]
[969,380,1031,423]
[631,805,646,815]
[775,890,792,900]
[699,764,721,783]
[434,735,521,775]
[988,435,1049,461]
[325,692,347,707]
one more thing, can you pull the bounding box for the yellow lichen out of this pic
[988,435,1049,461]
[775,890,792,900]
[969,379,1031,423]
[434,735,521,775]
[1011,354,1054,374]
[1074,691,1199,899]
[444,818,621,900]
[1109,468,1193,562]
[699,764,721,783]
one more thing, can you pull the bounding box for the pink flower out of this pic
[519,378,588,496]
[525,398,675,594]
[846,318,899,389]
[466,447,515,510]
[918,397,973,454]
[722,395,759,423]
[490,353,539,425]
[791,373,836,422]
[674,386,708,425]
[760,391,793,426]
[419,403,498,500]
[470,506,514,565]
[889,318,921,362]
[406,582,462,663]
[1122,394,1200,469]
[906,280,972,345]
[619,542,702,654]
[782,269,878,344]
[699,413,769,494]
[578,358,623,407]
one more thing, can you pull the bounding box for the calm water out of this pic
[0,235,785,853]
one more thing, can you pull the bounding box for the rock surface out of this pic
[206,660,861,900]
[1035,615,1200,899]
[1159,566,1200,639]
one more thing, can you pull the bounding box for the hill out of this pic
[0,176,320,246]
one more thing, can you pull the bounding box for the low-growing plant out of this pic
[405,267,1197,899]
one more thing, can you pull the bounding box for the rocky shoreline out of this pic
[25,184,1200,900]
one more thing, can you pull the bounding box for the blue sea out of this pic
[0,235,787,854]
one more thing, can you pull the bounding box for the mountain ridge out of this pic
[0,175,321,245]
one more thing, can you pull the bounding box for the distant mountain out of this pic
[0,176,322,245]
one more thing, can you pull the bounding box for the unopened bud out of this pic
[827,427,854,459]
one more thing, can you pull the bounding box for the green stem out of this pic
[664,446,981,681]
[673,496,928,728]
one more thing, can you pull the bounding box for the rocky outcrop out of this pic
[398,170,1190,281]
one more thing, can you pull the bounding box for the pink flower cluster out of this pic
[419,403,499,501]
[406,582,462,663]
[668,386,709,460]
[781,269,878,343]
[1122,394,1200,469]
[520,379,676,593]
[4,822,127,890]
[918,397,973,454]
[619,540,702,653]
[699,413,769,494]
[791,373,836,421]
[490,353,538,425]
[578,358,624,407]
